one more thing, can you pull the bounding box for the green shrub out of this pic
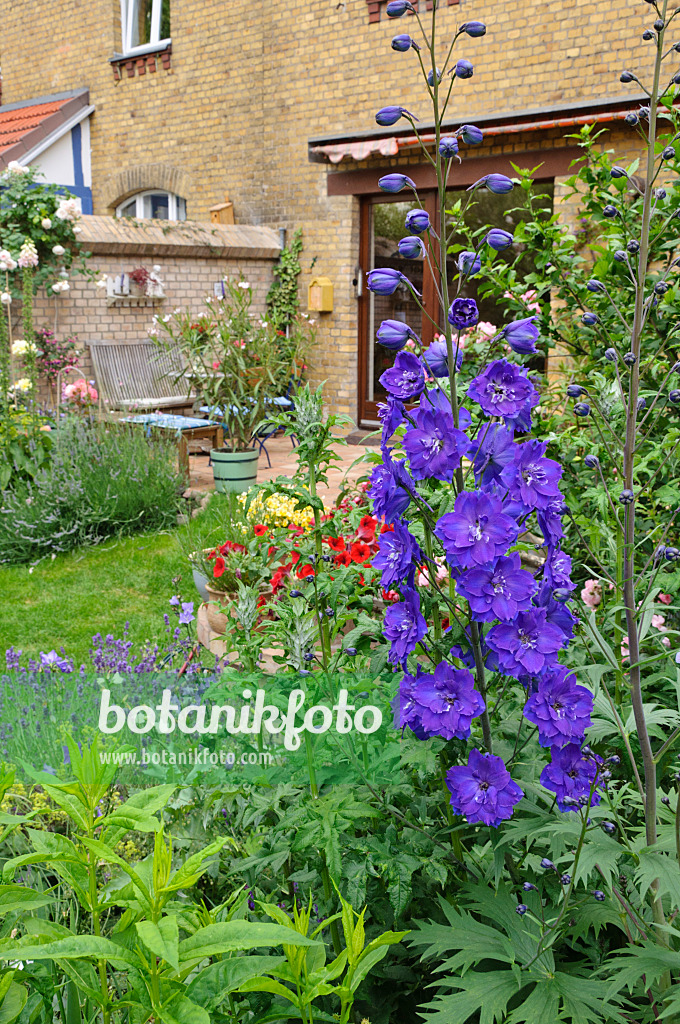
[0,416,182,564]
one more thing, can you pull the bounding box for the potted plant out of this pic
[197,539,277,634]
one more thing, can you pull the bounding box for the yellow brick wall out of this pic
[0,0,657,421]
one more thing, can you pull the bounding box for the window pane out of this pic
[118,199,137,218]
[176,196,186,221]
[129,0,153,47]
[146,193,169,219]
[160,0,170,39]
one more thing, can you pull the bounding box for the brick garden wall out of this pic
[0,0,654,420]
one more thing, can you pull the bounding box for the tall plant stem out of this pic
[622,3,667,944]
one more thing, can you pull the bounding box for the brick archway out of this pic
[102,162,190,212]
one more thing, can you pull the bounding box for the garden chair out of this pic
[86,340,194,414]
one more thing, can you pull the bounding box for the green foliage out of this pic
[266,228,304,329]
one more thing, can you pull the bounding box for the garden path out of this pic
[187,436,373,505]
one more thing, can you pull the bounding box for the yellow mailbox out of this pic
[308,276,333,313]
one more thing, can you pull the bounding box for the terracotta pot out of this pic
[204,582,272,636]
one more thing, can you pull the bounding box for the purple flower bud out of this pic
[607,755,621,765]
[398,235,425,259]
[656,187,667,199]
[386,0,414,16]
[523,882,537,891]
[567,384,586,397]
[602,204,619,218]
[673,362,680,373]
[618,489,635,504]
[587,279,605,293]
[592,890,606,902]
[345,646,358,655]
[448,296,479,330]
[376,319,416,349]
[501,316,539,354]
[582,312,599,325]
[665,546,680,561]
[560,873,571,885]
[455,59,473,79]
[541,858,555,870]
[655,281,669,294]
[620,70,634,83]
[637,397,646,411]
[439,136,459,159]
[574,403,591,417]
[623,352,636,366]
[426,68,442,86]
[669,389,680,403]
[584,454,599,468]
[625,112,640,126]
[468,173,514,194]
[367,268,406,295]
[290,589,303,597]
[613,250,627,263]
[515,903,528,915]
[655,18,665,30]
[642,29,654,39]
[378,173,417,193]
[405,208,430,233]
[662,795,671,805]
[462,20,486,36]
[604,348,617,361]
[459,123,483,145]
[611,166,627,178]
[601,821,616,834]
[486,228,514,251]
[376,105,418,126]
[458,250,481,276]
[391,33,417,51]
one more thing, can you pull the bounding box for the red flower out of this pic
[380,523,394,535]
[350,541,372,564]
[357,515,378,540]
[334,551,352,567]
[382,588,400,603]
[207,548,218,560]
[253,524,267,536]
[290,550,301,565]
[297,564,315,579]
[220,540,246,555]
[257,595,267,608]
[213,557,226,578]
[326,536,346,553]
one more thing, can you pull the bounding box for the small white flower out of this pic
[238,281,250,289]
[11,339,35,356]
[73,225,82,234]
[6,161,29,174]
[41,218,52,229]
[52,245,65,256]
[11,377,32,393]
[0,292,11,305]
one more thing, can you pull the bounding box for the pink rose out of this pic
[581,579,602,610]
[658,593,672,605]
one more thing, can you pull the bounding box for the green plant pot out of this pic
[211,448,259,493]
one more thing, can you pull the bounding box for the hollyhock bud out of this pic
[486,228,513,250]
[405,208,429,233]
[625,112,639,126]
[376,105,418,126]
[459,124,483,145]
[367,268,408,295]
[462,20,486,36]
[620,70,634,83]
[623,353,636,366]
[515,904,527,915]
[455,58,473,79]
[567,384,585,397]
[611,166,627,178]
[574,403,591,417]
[584,454,599,468]
[619,489,635,504]
[604,348,617,361]
[398,236,425,259]
[458,250,481,276]
[602,204,619,218]
[582,312,599,325]
[376,319,416,349]
[391,33,418,50]
[669,389,680,403]
[439,136,459,159]
[378,173,417,193]
[469,173,514,194]
[386,0,414,16]
[587,279,605,293]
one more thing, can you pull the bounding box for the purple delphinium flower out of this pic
[376,319,416,350]
[380,351,426,400]
[378,173,417,193]
[467,424,517,487]
[375,105,419,126]
[455,553,537,623]
[378,394,405,443]
[523,666,593,747]
[372,520,422,588]
[422,338,463,377]
[500,440,563,511]
[402,395,469,482]
[179,602,195,625]
[435,490,519,569]
[383,589,428,666]
[540,743,601,811]
[450,628,500,673]
[369,451,415,523]
[537,499,566,547]
[408,662,485,740]
[367,268,416,295]
[504,383,541,435]
[448,297,479,330]
[394,667,431,739]
[446,748,524,827]
[458,251,481,276]
[543,547,576,592]
[405,208,429,233]
[499,316,540,355]
[486,608,564,677]
[535,582,577,643]
[468,359,539,420]
[468,173,514,194]
[486,228,513,251]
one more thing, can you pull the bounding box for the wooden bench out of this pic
[86,340,194,413]
[119,413,223,480]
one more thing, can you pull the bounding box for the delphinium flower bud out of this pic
[459,123,483,144]
[398,236,425,258]
[377,319,416,349]
[662,795,671,805]
[669,389,680,403]
[303,652,315,662]
[637,397,646,412]
[540,858,555,870]
[367,268,408,295]
[655,18,665,30]
[655,281,669,295]
[455,59,474,79]
[607,755,621,766]
[611,166,627,178]
[673,362,680,374]
[584,454,600,468]
[325,607,334,617]
[462,20,486,36]
[515,904,528,915]
[523,882,537,891]
[642,29,654,40]
[592,890,606,902]
[439,136,459,159]
[567,384,586,397]
[582,312,599,325]
[560,874,571,885]
[448,296,479,329]
[605,348,617,361]
[619,489,635,504]
[623,353,636,365]
[427,68,442,86]
[458,250,481,276]
[379,173,416,193]
[376,106,418,126]
[386,0,414,16]
[405,208,430,233]
[345,646,358,656]
[391,33,418,51]
[613,250,627,263]
[625,112,640,126]
[469,173,514,194]
[675,40,680,50]
[620,71,635,83]
[290,589,303,598]
[663,146,676,160]
[665,546,680,561]
[574,403,591,417]
[553,588,572,602]
[656,187,667,199]
[639,106,651,120]
[587,279,606,293]
[603,204,619,218]
[486,228,514,250]
[601,821,616,834]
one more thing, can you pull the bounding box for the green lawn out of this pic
[0,529,191,664]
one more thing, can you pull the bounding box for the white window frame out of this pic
[116,190,186,221]
[120,0,170,57]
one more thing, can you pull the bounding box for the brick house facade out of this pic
[0,0,652,425]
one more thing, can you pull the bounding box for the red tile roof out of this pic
[0,99,71,154]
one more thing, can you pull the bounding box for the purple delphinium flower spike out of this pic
[369,451,415,523]
[402,394,469,482]
[380,351,426,400]
[467,424,517,487]
[500,440,563,511]
[446,748,524,826]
